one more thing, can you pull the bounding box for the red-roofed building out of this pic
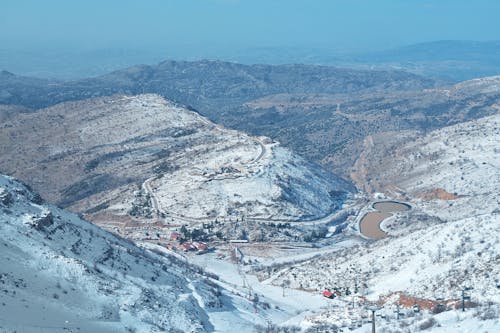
[195,242,208,252]
[170,232,180,241]
[322,290,334,299]
[179,242,196,252]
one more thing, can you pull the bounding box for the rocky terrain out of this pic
[1,60,499,332]
[0,94,353,241]
[234,76,500,177]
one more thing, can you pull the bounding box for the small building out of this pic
[229,239,249,243]
[322,290,334,299]
[179,242,196,252]
[193,242,208,252]
[170,232,180,241]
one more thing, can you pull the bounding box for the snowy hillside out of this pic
[273,115,500,297]
[0,94,353,240]
[0,174,226,333]
[263,115,500,331]
[273,212,499,303]
[452,75,500,94]
[150,130,352,222]
[353,113,499,225]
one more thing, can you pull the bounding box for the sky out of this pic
[1,0,500,53]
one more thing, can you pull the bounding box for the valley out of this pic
[0,67,498,332]
[2,1,499,331]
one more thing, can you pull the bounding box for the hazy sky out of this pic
[1,0,500,53]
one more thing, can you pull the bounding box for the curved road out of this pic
[141,138,345,227]
[141,109,349,228]
[143,172,348,228]
[142,108,268,223]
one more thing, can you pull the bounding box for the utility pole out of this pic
[462,287,472,312]
[371,309,376,333]
[367,306,381,333]
[395,304,401,320]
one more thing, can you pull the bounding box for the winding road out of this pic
[140,133,346,228]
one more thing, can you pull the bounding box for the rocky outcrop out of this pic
[28,211,53,230]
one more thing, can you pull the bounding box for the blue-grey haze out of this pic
[1,0,500,78]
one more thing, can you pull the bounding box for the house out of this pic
[322,290,334,299]
[193,242,208,252]
[170,232,180,241]
[179,242,196,252]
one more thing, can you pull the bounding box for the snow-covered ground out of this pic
[121,94,355,224]
[347,305,500,333]
[261,114,500,331]
[385,114,499,223]
[151,142,352,222]
[0,174,284,333]
[0,93,353,240]
[1,94,498,332]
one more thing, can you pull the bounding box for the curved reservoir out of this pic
[360,201,411,239]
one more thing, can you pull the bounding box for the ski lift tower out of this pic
[367,305,382,333]
[462,287,473,312]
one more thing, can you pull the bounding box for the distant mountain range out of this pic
[0,61,435,109]
[1,40,499,81]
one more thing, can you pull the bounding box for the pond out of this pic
[373,201,411,213]
[359,201,411,239]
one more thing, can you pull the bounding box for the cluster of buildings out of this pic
[166,232,209,253]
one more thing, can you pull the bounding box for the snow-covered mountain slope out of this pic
[273,211,499,303]
[0,174,224,333]
[0,94,353,239]
[352,113,498,225]
[265,115,499,329]
[452,75,500,94]
[150,134,351,222]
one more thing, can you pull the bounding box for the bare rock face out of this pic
[415,188,465,201]
[0,188,13,206]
